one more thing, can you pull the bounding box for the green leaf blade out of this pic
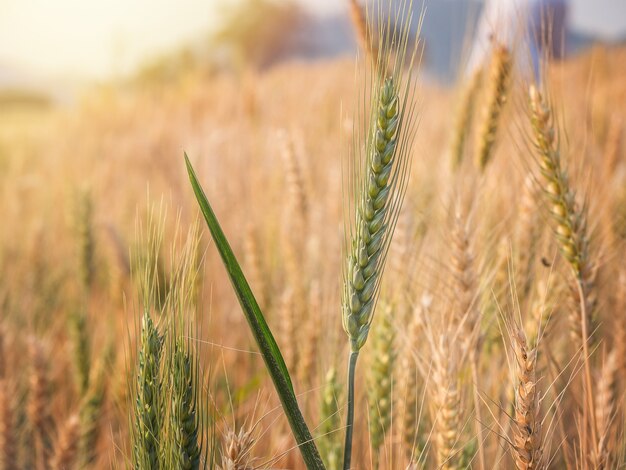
[184,154,325,470]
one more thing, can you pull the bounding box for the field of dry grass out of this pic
[0,38,625,468]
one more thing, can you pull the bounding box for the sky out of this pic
[0,0,625,82]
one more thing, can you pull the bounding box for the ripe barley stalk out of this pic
[340,2,420,466]
[528,84,599,457]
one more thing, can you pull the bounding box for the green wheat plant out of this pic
[341,1,420,467]
[130,211,206,469]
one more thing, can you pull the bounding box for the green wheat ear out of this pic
[165,339,201,469]
[343,77,401,352]
[341,1,421,468]
[133,311,163,469]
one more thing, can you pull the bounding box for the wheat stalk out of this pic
[450,68,482,169]
[0,380,15,470]
[69,309,91,397]
[398,305,425,465]
[432,334,461,470]
[319,367,343,470]
[341,4,420,465]
[79,355,108,467]
[528,85,596,342]
[75,188,95,292]
[475,44,511,170]
[343,76,404,353]
[348,0,378,68]
[243,224,267,311]
[164,338,201,469]
[511,328,543,470]
[132,312,163,469]
[367,303,395,468]
[50,414,80,470]
[29,338,52,470]
[593,349,618,469]
[221,426,256,470]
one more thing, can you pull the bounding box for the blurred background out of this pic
[2,0,626,103]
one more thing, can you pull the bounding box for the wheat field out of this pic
[0,8,626,467]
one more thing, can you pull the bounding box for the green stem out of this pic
[343,351,359,470]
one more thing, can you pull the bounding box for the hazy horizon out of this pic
[1,0,624,83]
